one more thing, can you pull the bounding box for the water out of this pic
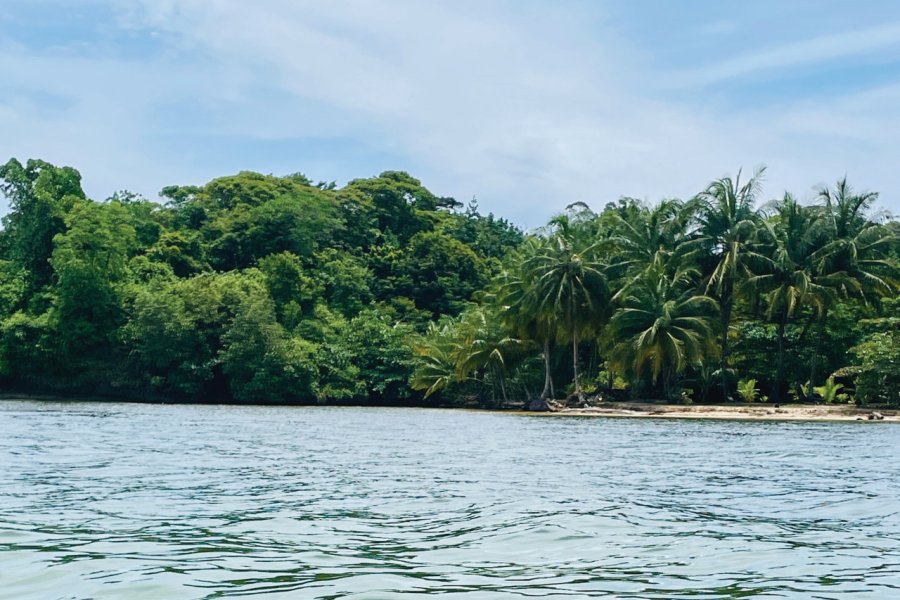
[1,401,899,599]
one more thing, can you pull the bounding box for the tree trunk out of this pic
[488,372,496,404]
[495,367,509,406]
[541,338,553,399]
[719,279,733,402]
[587,345,597,386]
[773,310,788,404]
[572,327,583,399]
[520,372,535,403]
[571,293,583,400]
[809,307,828,387]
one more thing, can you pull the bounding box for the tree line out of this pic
[0,159,897,407]
[0,158,520,403]
[410,168,899,408]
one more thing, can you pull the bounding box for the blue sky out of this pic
[1,0,899,227]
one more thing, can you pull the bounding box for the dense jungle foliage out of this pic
[0,159,897,406]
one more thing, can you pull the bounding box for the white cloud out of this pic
[1,1,898,226]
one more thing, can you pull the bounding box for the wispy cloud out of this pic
[670,21,900,87]
[0,1,898,225]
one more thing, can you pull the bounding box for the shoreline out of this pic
[515,402,897,422]
[1,394,897,422]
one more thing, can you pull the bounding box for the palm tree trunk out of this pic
[773,310,788,404]
[719,290,733,401]
[809,307,828,387]
[571,294,583,400]
[587,345,597,386]
[541,338,553,399]
[572,327,582,398]
[521,376,535,402]
[487,371,496,404]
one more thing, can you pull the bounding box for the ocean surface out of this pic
[1,400,899,599]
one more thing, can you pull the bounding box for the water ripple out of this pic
[1,401,899,598]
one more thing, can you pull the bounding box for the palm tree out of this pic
[805,179,899,385]
[410,309,522,404]
[817,177,880,240]
[524,219,610,400]
[411,306,524,401]
[748,195,832,402]
[454,307,523,405]
[410,321,460,398]
[605,266,720,400]
[606,198,697,277]
[496,239,559,401]
[696,167,766,400]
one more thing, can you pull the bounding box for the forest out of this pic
[0,158,897,407]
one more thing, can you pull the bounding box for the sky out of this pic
[1,0,899,228]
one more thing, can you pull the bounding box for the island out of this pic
[0,159,897,412]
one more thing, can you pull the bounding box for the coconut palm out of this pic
[813,178,896,302]
[454,307,523,404]
[606,198,697,278]
[410,321,460,398]
[496,238,559,400]
[524,221,610,400]
[410,308,522,404]
[748,195,833,402]
[805,179,899,385]
[817,177,880,240]
[696,167,766,399]
[606,266,720,400]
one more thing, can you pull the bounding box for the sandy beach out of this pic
[519,403,898,422]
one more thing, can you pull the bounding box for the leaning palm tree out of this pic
[411,308,523,404]
[605,266,720,400]
[696,167,766,399]
[524,222,610,400]
[454,307,523,404]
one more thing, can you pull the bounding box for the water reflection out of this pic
[1,402,899,598]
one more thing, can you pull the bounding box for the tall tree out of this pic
[0,159,85,293]
[497,238,558,401]
[606,197,697,278]
[817,177,879,241]
[50,201,137,360]
[807,179,899,385]
[748,195,831,402]
[525,218,610,400]
[696,167,765,400]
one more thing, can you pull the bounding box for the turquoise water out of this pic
[1,401,899,599]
